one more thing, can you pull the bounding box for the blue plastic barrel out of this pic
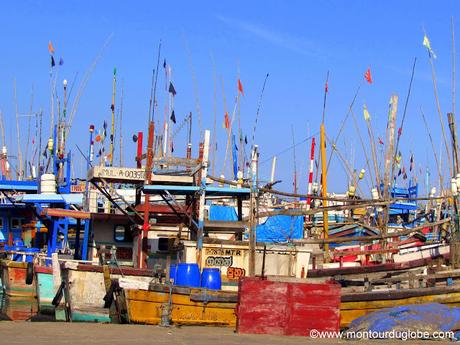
[11,245,25,262]
[201,268,222,290]
[169,264,177,282]
[24,248,40,263]
[175,263,200,287]
[13,239,24,247]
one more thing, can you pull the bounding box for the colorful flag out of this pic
[423,34,436,58]
[224,111,230,129]
[168,82,176,96]
[244,135,248,144]
[170,110,176,124]
[163,59,166,69]
[238,79,244,96]
[410,154,414,171]
[398,127,402,137]
[325,81,328,93]
[363,104,371,121]
[378,137,384,145]
[364,68,372,84]
[48,41,55,54]
[50,56,55,67]
[59,57,64,66]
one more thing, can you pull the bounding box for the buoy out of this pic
[371,188,379,200]
[237,171,243,188]
[47,138,54,151]
[451,178,458,196]
[348,185,356,197]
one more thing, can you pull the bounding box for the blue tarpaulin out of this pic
[209,205,238,221]
[256,215,303,243]
[347,303,460,340]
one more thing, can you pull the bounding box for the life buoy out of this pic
[25,262,34,285]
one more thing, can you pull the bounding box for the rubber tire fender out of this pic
[25,261,34,285]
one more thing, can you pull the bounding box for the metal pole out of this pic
[320,124,329,258]
[196,130,210,269]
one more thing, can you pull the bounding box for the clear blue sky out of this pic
[0,0,458,195]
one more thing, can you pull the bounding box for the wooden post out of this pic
[249,145,259,276]
[448,112,460,268]
[448,113,460,175]
[320,124,329,258]
[383,95,398,226]
[139,122,154,269]
[196,130,210,269]
[136,131,143,169]
[382,95,398,263]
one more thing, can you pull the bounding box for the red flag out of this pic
[224,111,230,129]
[325,80,329,93]
[364,68,372,84]
[48,41,55,55]
[238,79,244,96]
[378,137,384,145]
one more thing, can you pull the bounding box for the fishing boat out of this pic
[340,268,460,327]
[56,263,154,322]
[120,284,237,326]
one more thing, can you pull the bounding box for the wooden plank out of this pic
[341,285,460,302]
[43,208,91,219]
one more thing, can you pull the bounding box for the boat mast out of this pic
[320,71,329,258]
[109,67,116,166]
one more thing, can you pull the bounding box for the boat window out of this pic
[11,218,21,229]
[114,225,131,242]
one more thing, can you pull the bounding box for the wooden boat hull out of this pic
[0,260,35,297]
[34,266,54,314]
[340,286,460,328]
[0,296,38,320]
[61,264,154,323]
[124,287,237,326]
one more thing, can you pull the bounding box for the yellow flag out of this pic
[423,34,436,58]
[363,104,371,121]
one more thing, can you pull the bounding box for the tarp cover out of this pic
[347,303,460,339]
[209,205,238,221]
[256,215,303,243]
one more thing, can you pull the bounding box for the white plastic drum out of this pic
[41,173,57,194]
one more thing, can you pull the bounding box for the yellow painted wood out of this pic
[340,292,460,327]
[125,289,237,326]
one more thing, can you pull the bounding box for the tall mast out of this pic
[320,72,329,258]
[291,125,298,199]
[109,67,117,166]
[119,79,124,166]
[14,79,23,180]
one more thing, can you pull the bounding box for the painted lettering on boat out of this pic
[205,256,233,267]
[227,266,246,280]
[205,248,242,256]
